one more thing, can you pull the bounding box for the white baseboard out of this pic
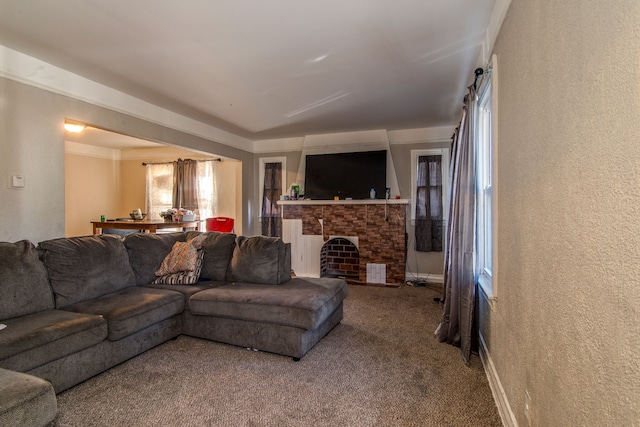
[479,332,518,427]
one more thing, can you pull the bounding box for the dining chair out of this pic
[101,218,142,237]
[205,217,235,233]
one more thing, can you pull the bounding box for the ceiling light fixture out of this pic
[64,122,86,133]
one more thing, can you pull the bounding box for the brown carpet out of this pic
[53,284,501,426]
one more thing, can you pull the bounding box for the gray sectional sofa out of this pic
[0,231,348,426]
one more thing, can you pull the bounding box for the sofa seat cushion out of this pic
[142,281,227,309]
[188,277,348,330]
[62,287,185,341]
[0,309,107,372]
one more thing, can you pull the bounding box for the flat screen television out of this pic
[304,150,387,200]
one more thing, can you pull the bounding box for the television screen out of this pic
[304,150,387,200]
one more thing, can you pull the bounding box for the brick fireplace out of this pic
[281,200,408,285]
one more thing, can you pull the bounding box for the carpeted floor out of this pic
[53,284,502,426]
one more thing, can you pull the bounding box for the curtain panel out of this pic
[261,162,282,237]
[415,155,444,252]
[173,159,199,211]
[437,85,478,365]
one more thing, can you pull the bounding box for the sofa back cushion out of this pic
[123,232,186,285]
[229,236,292,285]
[186,231,236,281]
[38,235,136,307]
[0,240,54,321]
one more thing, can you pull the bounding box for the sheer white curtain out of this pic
[146,163,174,220]
[196,160,217,220]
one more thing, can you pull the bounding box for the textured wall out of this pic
[0,79,66,242]
[391,142,451,277]
[484,0,640,425]
[65,153,121,237]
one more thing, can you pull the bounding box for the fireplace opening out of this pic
[320,237,359,280]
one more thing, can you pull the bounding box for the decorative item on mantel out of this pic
[289,183,301,200]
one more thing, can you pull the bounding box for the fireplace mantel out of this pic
[280,200,408,285]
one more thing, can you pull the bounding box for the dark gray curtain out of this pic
[172,159,199,211]
[261,162,282,237]
[437,85,477,365]
[415,155,443,252]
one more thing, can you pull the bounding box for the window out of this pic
[145,159,217,221]
[415,155,443,251]
[476,55,497,298]
[411,148,450,251]
[259,157,286,237]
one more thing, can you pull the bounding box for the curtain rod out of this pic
[141,158,221,166]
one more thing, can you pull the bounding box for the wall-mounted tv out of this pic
[304,150,387,200]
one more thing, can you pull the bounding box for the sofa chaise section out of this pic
[184,241,348,359]
[188,278,347,330]
[127,232,348,360]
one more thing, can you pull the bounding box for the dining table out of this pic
[91,219,199,235]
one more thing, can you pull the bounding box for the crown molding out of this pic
[387,126,455,145]
[254,127,455,153]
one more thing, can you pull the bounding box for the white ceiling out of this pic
[0,0,496,141]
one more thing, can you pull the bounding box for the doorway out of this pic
[64,126,241,237]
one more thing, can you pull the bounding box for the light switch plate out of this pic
[10,174,25,188]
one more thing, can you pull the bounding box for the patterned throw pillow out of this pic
[152,251,204,285]
[153,234,207,285]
